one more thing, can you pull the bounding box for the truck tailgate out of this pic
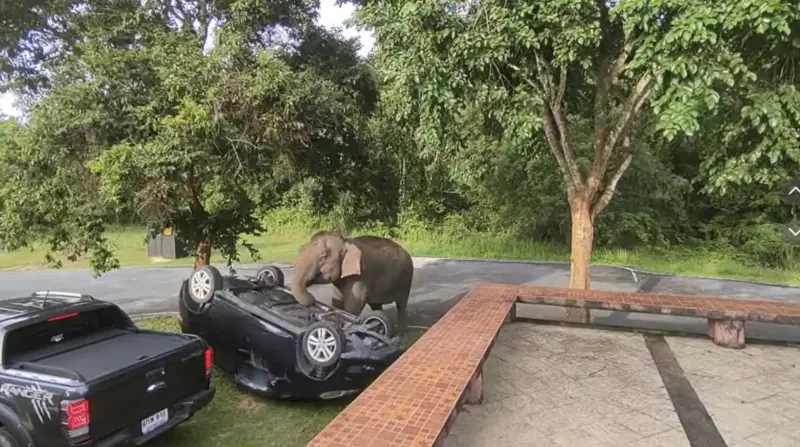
[41,330,209,441]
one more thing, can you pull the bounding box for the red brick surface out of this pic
[514,285,800,324]
[305,283,517,447]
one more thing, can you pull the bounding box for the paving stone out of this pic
[582,420,643,445]
[445,324,683,446]
[667,335,800,445]
[549,426,617,447]
[615,409,676,438]
[443,413,553,447]
[624,428,691,447]
[728,440,768,447]
[745,430,800,447]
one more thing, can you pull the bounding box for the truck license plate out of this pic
[141,408,169,435]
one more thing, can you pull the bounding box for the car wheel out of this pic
[301,321,343,368]
[188,265,223,305]
[256,266,285,288]
[359,310,394,339]
[0,428,21,447]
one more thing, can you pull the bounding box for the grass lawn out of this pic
[138,315,425,447]
[1,224,799,286]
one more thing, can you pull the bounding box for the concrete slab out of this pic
[443,323,800,447]
[667,335,800,446]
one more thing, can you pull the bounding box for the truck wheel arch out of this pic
[0,404,33,447]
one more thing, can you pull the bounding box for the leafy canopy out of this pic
[356,0,799,197]
[0,0,378,274]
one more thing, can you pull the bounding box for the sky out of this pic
[0,0,375,118]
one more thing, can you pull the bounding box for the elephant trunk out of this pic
[290,253,317,307]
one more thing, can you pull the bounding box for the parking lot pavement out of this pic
[443,323,800,447]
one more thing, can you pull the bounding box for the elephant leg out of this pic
[339,280,368,317]
[329,283,345,309]
[368,303,383,311]
[395,297,408,335]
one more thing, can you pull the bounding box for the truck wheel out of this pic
[188,265,223,305]
[0,428,21,447]
[256,266,285,288]
[358,310,394,339]
[301,321,343,368]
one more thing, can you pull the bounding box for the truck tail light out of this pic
[48,312,79,322]
[204,347,214,379]
[61,398,91,444]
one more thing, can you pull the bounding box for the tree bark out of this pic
[566,197,594,323]
[194,239,212,270]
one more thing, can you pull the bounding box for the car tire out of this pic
[301,321,343,368]
[359,310,394,339]
[0,428,21,447]
[256,266,285,288]
[187,265,223,306]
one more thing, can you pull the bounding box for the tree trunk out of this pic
[193,238,212,270]
[566,197,594,323]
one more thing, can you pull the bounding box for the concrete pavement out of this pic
[443,323,800,447]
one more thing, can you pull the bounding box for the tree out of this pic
[0,0,378,273]
[354,0,799,320]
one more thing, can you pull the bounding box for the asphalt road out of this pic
[2,257,799,343]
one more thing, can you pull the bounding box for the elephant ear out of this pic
[341,242,362,278]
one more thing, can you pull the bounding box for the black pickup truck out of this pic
[0,291,215,447]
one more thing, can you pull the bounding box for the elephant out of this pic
[289,230,414,334]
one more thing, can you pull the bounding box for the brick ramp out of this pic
[305,283,516,447]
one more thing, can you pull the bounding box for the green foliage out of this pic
[0,0,383,274]
[1,0,799,279]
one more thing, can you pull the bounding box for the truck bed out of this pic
[13,328,194,382]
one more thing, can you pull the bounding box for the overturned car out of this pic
[177,265,405,400]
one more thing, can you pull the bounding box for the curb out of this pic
[617,267,800,289]
[406,256,642,284]
[407,256,800,289]
[130,311,433,331]
[131,311,178,321]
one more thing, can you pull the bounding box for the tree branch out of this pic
[610,40,635,82]
[593,38,637,177]
[196,0,213,47]
[510,61,581,192]
[606,72,652,158]
[588,71,653,193]
[592,137,634,219]
[534,53,583,190]
[542,106,578,197]
[172,0,193,33]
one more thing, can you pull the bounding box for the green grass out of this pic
[137,315,425,447]
[1,224,799,286]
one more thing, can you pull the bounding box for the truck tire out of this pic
[0,428,21,447]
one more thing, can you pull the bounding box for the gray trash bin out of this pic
[147,227,188,259]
